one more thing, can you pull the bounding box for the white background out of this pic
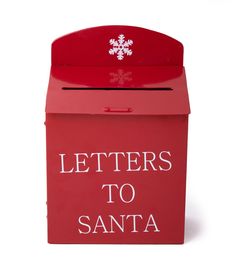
[0,0,236,266]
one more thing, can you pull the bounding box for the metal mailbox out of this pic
[45,25,190,244]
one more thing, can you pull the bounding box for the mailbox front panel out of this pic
[46,114,188,244]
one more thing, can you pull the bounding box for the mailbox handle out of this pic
[104,107,133,113]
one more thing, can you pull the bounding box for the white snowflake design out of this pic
[109,69,132,85]
[109,34,133,60]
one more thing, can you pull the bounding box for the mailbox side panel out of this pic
[46,114,188,244]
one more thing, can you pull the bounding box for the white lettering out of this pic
[144,214,160,232]
[102,184,119,203]
[120,183,135,203]
[59,150,172,173]
[126,214,143,233]
[127,152,141,171]
[143,151,157,171]
[109,215,125,233]
[78,214,160,234]
[78,215,91,234]
[74,153,90,173]
[93,216,108,234]
[90,152,107,172]
[159,151,172,171]
[108,152,125,172]
[59,153,74,173]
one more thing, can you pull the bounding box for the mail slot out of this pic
[45,25,190,244]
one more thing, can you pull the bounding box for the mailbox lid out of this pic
[46,25,190,115]
[46,65,190,115]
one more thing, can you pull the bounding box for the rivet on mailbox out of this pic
[45,25,191,244]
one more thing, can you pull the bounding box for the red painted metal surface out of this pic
[52,25,183,66]
[45,25,190,244]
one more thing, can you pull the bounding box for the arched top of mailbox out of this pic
[52,25,183,66]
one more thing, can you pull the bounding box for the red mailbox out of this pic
[45,25,190,244]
